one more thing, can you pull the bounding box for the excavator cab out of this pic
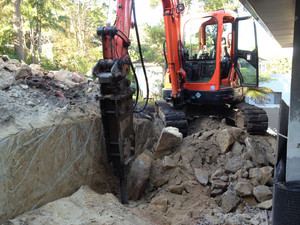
[163,11,259,106]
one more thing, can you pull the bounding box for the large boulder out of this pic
[249,166,273,186]
[14,64,32,80]
[253,185,272,202]
[230,127,247,144]
[225,156,243,173]
[216,128,235,153]
[235,181,253,196]
[154,127,183,159]
[4,62,18,72]
[219,186,240,213]
[127,153,152,200]
[245,137,268,166]
[0,70,14,90]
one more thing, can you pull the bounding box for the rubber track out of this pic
[235,102,268,134]
[156,100,188,136]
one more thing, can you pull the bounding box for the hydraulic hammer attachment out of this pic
[93,62,135,204]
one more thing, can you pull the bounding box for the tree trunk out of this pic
[12,0,24,61]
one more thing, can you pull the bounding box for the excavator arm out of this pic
[93,0,186,203]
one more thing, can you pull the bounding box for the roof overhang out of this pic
[239,0,295,48]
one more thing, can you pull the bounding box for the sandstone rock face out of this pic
[154,127,183,158]
[127,153,152,200]
[10,186,158,225]
[0,118,110,222]
[245,137,269,166]
[216,128,235,153]
[253,185,272,202]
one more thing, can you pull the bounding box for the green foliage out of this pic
[247,87,274,104]
[268,57,292,74]
[202,0,239,11]
[130,21,166,68]
[0,2,14,55]
[246,73,275,103]
[150,0,160,6]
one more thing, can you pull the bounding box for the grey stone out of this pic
[26,101,36,107]
[253,185,272,202]
[220,175,229,182]
[0,71,14,90]
[8,59,21,67]
[162,155,175,170]
[225,156,243,173]
[194,168,209,185]
[257,199,272,209]
[4,63,18,72]
[210,168,225,181]
[231,141,244,155]
[168,184,185,195]
[19,84,29,90]
[154,127,182,159]
[216,129,235,153]
[212,180,227,190]
[211,188,223,196]
[235,181,253,196]
[219,188,240,213]
[249,166,273,186]
[127,153,152,200]
[14,64,32,80]
[152,177,168,188]
[245,137,269,166]
[231,127,248,144]
[243,160,255,170]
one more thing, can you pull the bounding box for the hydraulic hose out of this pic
[132,0,149,113]
[131,61,140,110]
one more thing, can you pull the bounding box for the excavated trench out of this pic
[1,56,277,224]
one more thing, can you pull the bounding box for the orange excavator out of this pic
[92,0,268,203]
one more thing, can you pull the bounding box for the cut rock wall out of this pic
[0,117,108,221]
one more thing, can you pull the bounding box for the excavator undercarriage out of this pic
[155,100,268,136]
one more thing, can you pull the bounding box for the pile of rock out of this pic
[127,117,276,224]
[0,55,89,91]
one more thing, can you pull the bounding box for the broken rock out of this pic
[154,127,183,158]
[219,187,240,213]
[225,155,243,173]
[162,155,175,170]
[4,63,18,72]
[249,166,273,186]
[194,168,209,185]
[245,137,268,166]
[216,128,234,153]
[127,153,152,200]
[253,185,272,202]
[257,199,272,209]
[0,70,14,90]
[235,181,253,196]
[14,64,32,80]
